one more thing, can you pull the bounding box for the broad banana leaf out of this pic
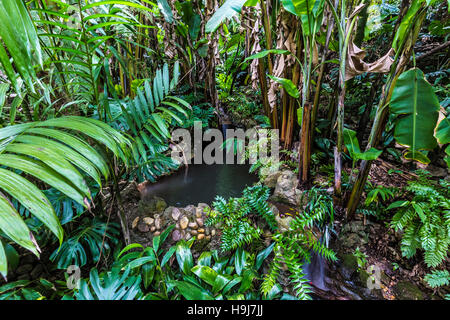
[286,0,325,36]
[343,128,382,161]
[435,111,450,167]
[390,68,441,164]
[205,0,248,33]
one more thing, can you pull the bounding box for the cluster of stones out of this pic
[169,205,216,242]
[2,254,45,283]
[131,198,217,243]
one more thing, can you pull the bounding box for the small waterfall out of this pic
[303,227,331,291]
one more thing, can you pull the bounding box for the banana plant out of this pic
[389,68,442,164]
[0,116,131,278]
[346,0,430,219]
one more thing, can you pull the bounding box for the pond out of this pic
[142,163,259,206]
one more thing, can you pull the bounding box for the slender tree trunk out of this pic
[346,6,427,219]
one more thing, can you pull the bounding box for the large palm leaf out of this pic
[0,116,131,278]
[30,0,157,104]
[116,62,191,182]
[0,0,43,93]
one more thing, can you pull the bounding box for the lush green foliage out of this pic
[388,175,450,268]
[205,185,277,252]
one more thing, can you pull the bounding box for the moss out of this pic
[393,281,425,300]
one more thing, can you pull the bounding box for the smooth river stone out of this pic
[172,208,182,221]
[143,217,154,225]
[155,217,161,229]
[172,229,182,241]
[188,222,198,229]
[197,228,205,234]
[137,222,150,233]
[180,216,189,229]
[196,218,204,227]
[197,234,205,240]
[132,217,140,229]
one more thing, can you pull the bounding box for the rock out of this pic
[30,264,44,278]
[197,234,205,240]
[184,205,196,216]
[275,214,293,232]
[393,281,424,300]
[185,232,192,240]
[188,222,198,229]
[132,217,140,229]
[143,217,154,225]
[172,230,182,242]
[271,170,306,206]
[340,221,369,249]
[154,216,161,229]
[137,222,150,233]
[21,255,35,264]
[180,216,189,229]
[17,274,31,281]
[339,254,358,280]
[16,264,33,275]
[211,229,216,237]
[196,203,210,217]
[154,231,161,237]
[171,207,182,221]
[205,228,210,236]
[144,196,167,213]
[339,285,363,300]
[206,235,211,241]
[263,170,282,188]
[198,228,205,234]
[196,218,204,227]
[426,164,448,178]
[191,230,198,236]
[150,226,156,232]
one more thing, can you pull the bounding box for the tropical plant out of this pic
[169,240,287,300]
[112,61,191,183]
[205,185,277,252]
[388,177,450,268]
[0,116,131,278]
[262,188,337,300]
[115,225,176,299]
[50,218,120,269]
[73,266,142,300]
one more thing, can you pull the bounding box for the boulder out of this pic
[263,170,282,188]
[271,170,306,206]
[393,281,425,300]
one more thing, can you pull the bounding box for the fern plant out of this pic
[205,185,277,252]
[0,116,131,278]
[424,270,450,289]
[388,177,450,268]
[261,189,337,300]
[113,61,191,182]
